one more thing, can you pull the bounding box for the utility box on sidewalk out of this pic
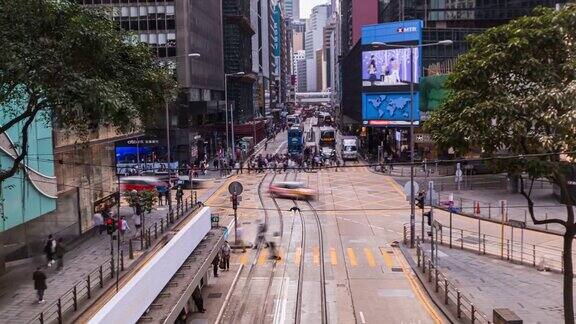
[493,308,522,324]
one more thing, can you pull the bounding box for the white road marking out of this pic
[274,141,287,155]
[359,311,366,323]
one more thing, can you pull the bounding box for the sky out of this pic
[300,0,329,19]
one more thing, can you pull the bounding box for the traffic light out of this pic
[416,196,425,210]
[423,211,432,226]
[106,218,117,235]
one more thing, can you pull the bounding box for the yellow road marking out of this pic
[392,249,443,324]
[239,253,249,265]
[385,177,406,198]
[380,247,394,270]
[347,248,358,267]
[330,247,338,265]
[294,247,301,264]
[258,249,268,265]
[364,248,377,267]
[313,246,320,266]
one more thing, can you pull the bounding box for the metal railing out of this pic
[29,195,200,324]
[416,241,491,324]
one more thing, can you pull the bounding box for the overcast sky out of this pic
[300,0,329,19]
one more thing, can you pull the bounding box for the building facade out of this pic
[340,0,379,56]
[305,4,331,92]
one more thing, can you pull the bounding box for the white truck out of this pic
[340,136,359,160]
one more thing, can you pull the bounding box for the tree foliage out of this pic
[0,0,176,181]
[426,5,576,322]
[123,190,158,214]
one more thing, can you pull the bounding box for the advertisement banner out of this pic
[362,93,420,122]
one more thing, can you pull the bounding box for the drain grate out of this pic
[243,221,252,225]
[208,293,223,299]
[391,267,404,272]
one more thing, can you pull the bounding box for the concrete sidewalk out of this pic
[420,242,568,323]
[0,175,223,324]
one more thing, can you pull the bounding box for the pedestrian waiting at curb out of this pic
[55,238,66,270]
[221,241,231,271]
[33,267,47,304]
[44,235,56,268]
[212,253,220,277]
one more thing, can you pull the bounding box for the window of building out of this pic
[139,33,149,43]
[158,19,166,30]
[130,20,138,30]
[166,5,175,17]
[130,6,138,17]
[121,6,129,17]
[158,47,167,57]
[158,33,167,45]
[157,5,166,18]
[139,6,147,16]
[167,47,176,57]
[148,33,157,44]
[167,19,175,29]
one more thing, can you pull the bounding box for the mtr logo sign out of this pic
[397,26,417,33]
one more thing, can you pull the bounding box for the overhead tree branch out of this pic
[519,176,567,227]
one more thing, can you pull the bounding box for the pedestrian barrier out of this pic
[415,241,491,324]
[29,195,199,324]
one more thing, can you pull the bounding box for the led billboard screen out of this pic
[362,48,420,87]
[360,20,423,125]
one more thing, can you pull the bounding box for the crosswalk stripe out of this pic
[294,247,301,264]
[347,248,358,267]
[313,246,320,265]
[364,248,377,267]
[330,247,337,265]
[258,249,268,265]
[239,253,249,265]
[380,247,394,270]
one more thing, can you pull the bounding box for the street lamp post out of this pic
[224,72,246,162]
[371,40,452,248]
[165,53,201,214]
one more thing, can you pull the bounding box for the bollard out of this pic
[417,246,421,267]
[403,226,407,245]
[444,280,449,305]
[423,254,426,273]
[120,249,125,271]
[57,298,62,324]
[488,203,491,218]
[471,304,476,323]
[533,245,536,267]
[155,222,158,239]
[129,239,134,259]
[457,290,462,318]
[185,198,189,211]
[545,213,549,230]
[110,239,113,255]
[73,285,78,311]
[110,257,115,277]
[483,234,486,254]
[435,269,439,292]
[428,260,432,282]
[140,232,144,250]
[40,312,44,324]
[506,239,510,260]
[160,218,164,232]
[147,229,152,248]
[99,265,104,287]
[460,230,464,249]
[87,276,91,299]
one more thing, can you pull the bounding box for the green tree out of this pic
[426,5,576,322]
[123,190,158,214]
[0,0,175,182]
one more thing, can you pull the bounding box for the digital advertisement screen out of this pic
[362,47,420,88]
[362,93,420,124]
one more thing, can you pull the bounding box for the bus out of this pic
[287,126,304,155]
[286,114,301,127]
[319,126,336,148]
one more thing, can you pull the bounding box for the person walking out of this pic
[55,238,66,270]
[33,267,47,304]
[176,186,184,210]
[44,235,56,267]
[93,211,104,235]
[221,241,231,271]
[192,287,206,313]
[119,216,130,237]
[157,186,164,206]
[212,253,220,277]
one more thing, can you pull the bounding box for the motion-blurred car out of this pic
[119,176,168,192]
[269,182,317,200]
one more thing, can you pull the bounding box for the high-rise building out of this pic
[340,0,379,56]
[223,0,256,124]
[285,0,300,20]
[79,0,226,162]
[304,4,331,92]
[251,0,272,117]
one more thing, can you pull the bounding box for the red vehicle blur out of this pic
[119,176,168,192]
[269,182,317,200]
